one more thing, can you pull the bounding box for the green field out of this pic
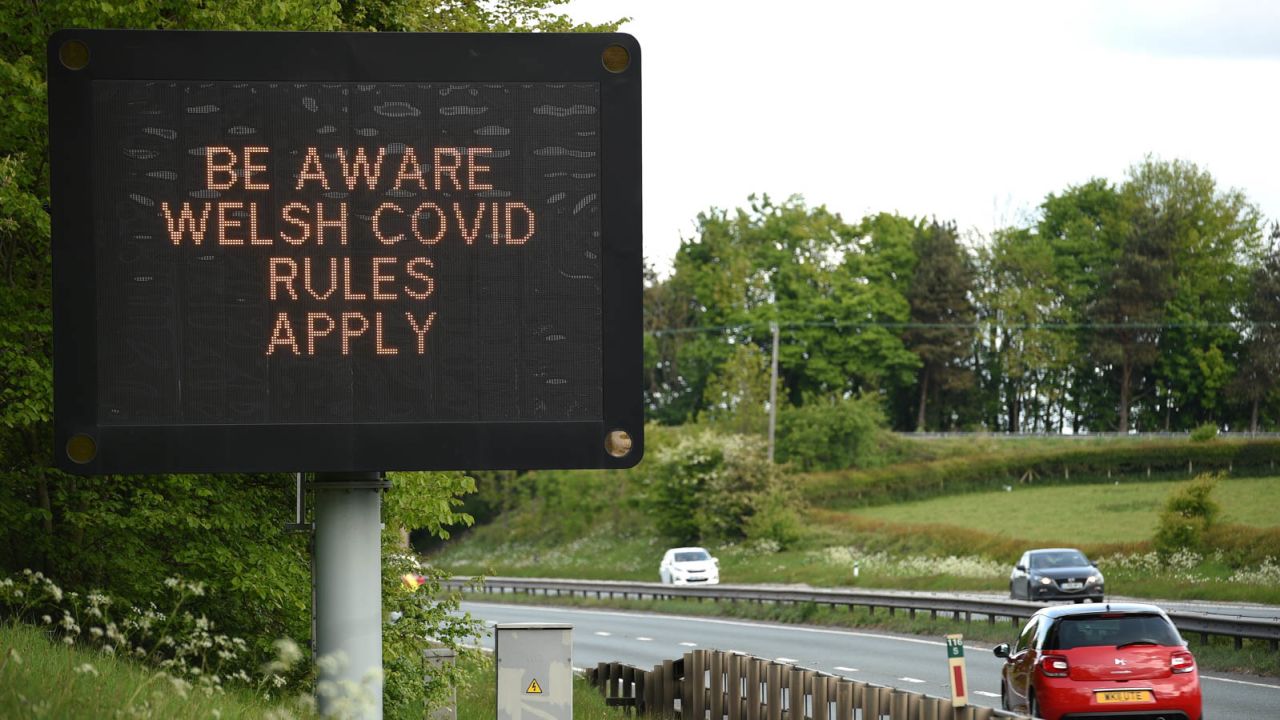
[848,475,1280,544]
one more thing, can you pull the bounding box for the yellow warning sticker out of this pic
[526,679,543,694]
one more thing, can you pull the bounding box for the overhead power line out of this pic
[647,319,1280,337]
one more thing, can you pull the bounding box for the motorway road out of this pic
[462,601,1280,719]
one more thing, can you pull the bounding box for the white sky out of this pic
[562,0,1280,274]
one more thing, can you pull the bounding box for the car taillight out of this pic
[1040,654,1070,678]
[1171,650,1195,674]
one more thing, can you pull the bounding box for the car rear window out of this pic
[1030,551,1089,568]
[675,551,709,562]
[1044,614,1182,650]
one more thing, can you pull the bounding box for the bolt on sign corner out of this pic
[48,31,642,474]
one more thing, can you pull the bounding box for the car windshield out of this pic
[674,551,709,562]
[1030,551,1089,569]
[1044,614,1181,650]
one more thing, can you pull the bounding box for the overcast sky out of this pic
[562,0,1280,274]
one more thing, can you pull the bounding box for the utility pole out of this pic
[768,321,779,463]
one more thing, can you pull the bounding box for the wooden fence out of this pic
[586,649,1032,720]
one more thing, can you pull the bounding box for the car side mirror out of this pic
[1015,564,1026,572]
[993,643,1010,659]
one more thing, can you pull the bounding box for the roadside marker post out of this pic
[946,634,969,708]
[496,624,573,720]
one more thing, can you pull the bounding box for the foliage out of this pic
[0,571,317,716]
[1189,423,1219,442]
[645,155,1276,434]
[1154,474,1221,557]
[1230,235,1280,431]
[801,439,1280,510]
[701,342,772,435]
[775,393,885,471]
[0,473,312,663]
[640,429,801,547]
[0,622,316,720]
[379,554,481,719]
[902,220,977,431]
[645,197,918,425]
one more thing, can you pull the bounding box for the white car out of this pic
[659,547,720,585]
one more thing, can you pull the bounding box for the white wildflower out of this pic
[74,663,99,676]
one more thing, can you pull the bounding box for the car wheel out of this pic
[1000,681,1010,711]
[1009,582,1016,600]
[1026,581,1034,600]
[1029,692,1041,719]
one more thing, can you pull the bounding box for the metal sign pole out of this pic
[313,472,389,718]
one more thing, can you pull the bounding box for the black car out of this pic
[1010,548,1105,603]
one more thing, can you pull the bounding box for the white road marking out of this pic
[899,677,926,684]
[776,657,798,664]
[465,602,946,648]
[636,636,653,642]
[679,641,698,647]
[834,666,860,673]
[974,691,1002,698]
[594,631,612,637]
[1202,675,1280,690]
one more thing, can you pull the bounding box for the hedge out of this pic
[799,440,1280,509]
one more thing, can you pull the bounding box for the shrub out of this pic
[1154,475,1221,557]
[641,430,799,545]
[801,440,1280,510]
[776,393,886,471]
[1190,423,1220,442]
[741,490,807,550]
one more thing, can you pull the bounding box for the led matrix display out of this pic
[95,80,602,425]
[50,31,642,473]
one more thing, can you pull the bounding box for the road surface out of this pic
[462,600,1280,719]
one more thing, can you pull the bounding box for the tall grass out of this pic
[0,622,314,720]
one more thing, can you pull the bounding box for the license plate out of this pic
[1095,690,1154,704]
[1060,582,1083,590]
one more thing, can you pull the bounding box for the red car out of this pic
[994,603,1202,720]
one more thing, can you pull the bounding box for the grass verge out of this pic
[461,592,1280,679]
[455,650,624,720]
[0,621,314,720]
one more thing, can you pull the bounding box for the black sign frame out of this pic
[48,30,642,474]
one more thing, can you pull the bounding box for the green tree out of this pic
[902,220,977,431]
[657,197,916,424]
[1231,233,1280,431]
[1037,178,1127,431]
[1131,158,1262,430]
[701,342,772,435]
[979,227,1075,432]
[1085,188,1173,432]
